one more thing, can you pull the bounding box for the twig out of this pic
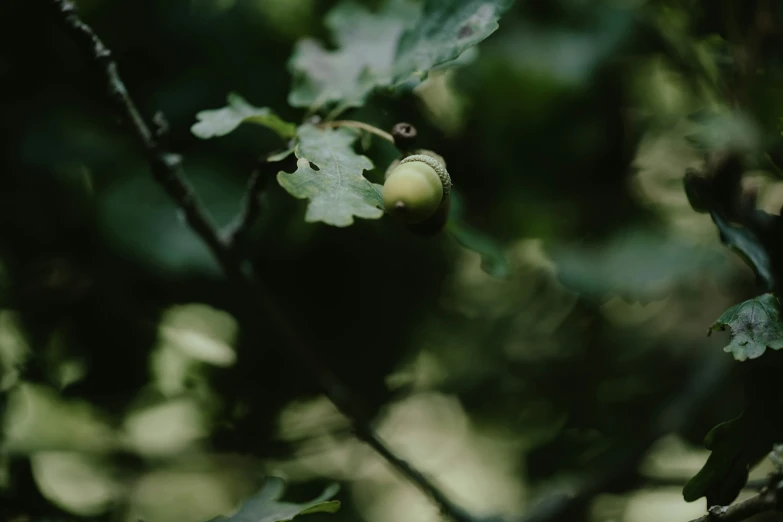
[47,0,230,271]
[46,3,478,522]
[355,424,482,522]
[225,155,274,253]
[227,169,265,252]
[687,486,780,522]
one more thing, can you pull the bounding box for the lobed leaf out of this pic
[391,0,515,86]
[682,410,775,506]
[287,0,419,111]
[276,124,384,227]
[709,293,783,361]
[192,93,297,140]
[287,0,514,111]
[710,212,774,291]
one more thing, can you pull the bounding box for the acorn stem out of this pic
[392,122,418,156]
[318,120,395,143]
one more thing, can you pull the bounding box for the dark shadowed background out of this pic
[2,0,782,521]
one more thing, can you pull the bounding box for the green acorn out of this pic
[382,153,451,235]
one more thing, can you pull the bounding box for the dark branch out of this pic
[355,423,484,522]
[46,2,478,522]
[687,486,780,522]
[48,0,231,271]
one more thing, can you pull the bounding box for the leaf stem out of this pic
[319,120,395,144]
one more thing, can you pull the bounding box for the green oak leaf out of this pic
[391,0,515,86]
[287,0,513,111]
[449,225,511,279]
[682,408,777,506]
[710,212,774,291]
[709,293,783,361]
[446,191,511,279]
[192,93,297,140]
[684,110,760,153]
[208,477,340,522]
[287,0,420,110]
[277,124,384,227]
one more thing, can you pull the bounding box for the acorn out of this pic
[382,153,451,236]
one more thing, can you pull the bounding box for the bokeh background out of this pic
[2,0,783,521]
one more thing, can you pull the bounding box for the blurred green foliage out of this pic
[3,0,783,522]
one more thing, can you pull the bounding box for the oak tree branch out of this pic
[687,486,780,522]
[45,2,477,522]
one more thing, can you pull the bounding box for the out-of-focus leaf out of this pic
[209,477,340,522]
[151,342,199,397]
[550,229,729,299]
[492,5,632,87]
[683,405,782,506]
[31,452,122,517]
[685,110,761,153]
[448,225,511,279]
[709,293,783,362]
[391,0,515,86]
[2,383,117,454]
[130,462,260,522]
[97,162,245,277]
[122,398,209,458]
[277,124,383,226]
[710,212,774,290]
[159,304,238,367]
[288,0,419,110]
[445,190,511,279]
[287,0,513,111]
[192,93,297,139]
[0,310,30,391]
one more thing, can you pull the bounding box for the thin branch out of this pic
[227,169,265,250]
[687,486,780,522]
[355,423,482,522]
[225,157,272,253]
[47,1,231,270]
[46,3,478,522]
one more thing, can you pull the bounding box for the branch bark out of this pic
[45,2,478,522]
[688,487,780,522]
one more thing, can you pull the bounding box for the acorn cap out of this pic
[399,154,451,199]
